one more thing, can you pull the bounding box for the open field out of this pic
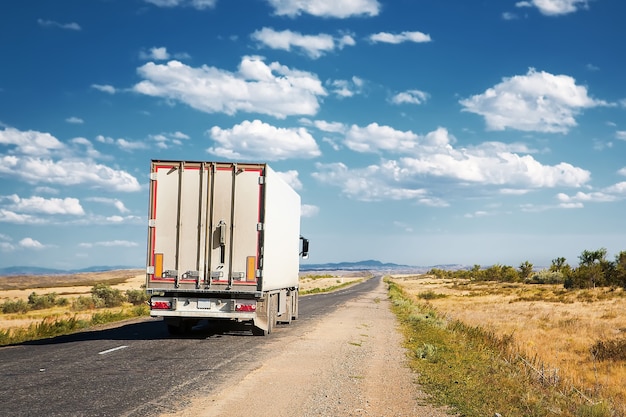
[0,270,366,332]
[390,274,626,414]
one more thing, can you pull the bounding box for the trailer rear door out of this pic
[146,161,264,292]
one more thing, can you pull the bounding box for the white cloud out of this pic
[618,168,626,177]
[616,131,626,141]
[516,0,589,16]
[301,204,320,217]
[87,197,130,214]
[3,195,85,215]
[91,84,117,94]
[276,170,303,190]
[251,27,354,59]
[344,123,420,153]
[0,155,140,192]
[37,19,81,31]
[460,68,608,133]
[66,116,84,124]
[0,210,45,225]
[117,138,148,152]
[312,124,592,203]
[207,119,321,161]
[19,237,45,249]
[327,77,365,98]
[134,57,326,119]
[390,90,430,105]
[0,127,65,156]
[0,242,15,252]
[149,131,190,149]
[369,31,432,44]
[312,162,433,203]
[140,46,170,61]
[144,0,216,9]
[0,127,139,193]
[267,0,380,18]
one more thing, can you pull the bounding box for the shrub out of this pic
[71,295,95,311]
[2,299,29,314]
[27,292,57,310]
[91,283,124,308]
[590,338,626,361]
[126,289,149,306]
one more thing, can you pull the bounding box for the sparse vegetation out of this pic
[387,278,619,417]
[0,273,148,346]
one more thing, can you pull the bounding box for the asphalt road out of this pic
[0,276,380,417]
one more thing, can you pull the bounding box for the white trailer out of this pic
[145,160,309,335]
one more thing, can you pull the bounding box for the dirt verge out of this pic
[160,278,452,417]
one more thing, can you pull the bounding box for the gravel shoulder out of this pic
[161,278,452,417]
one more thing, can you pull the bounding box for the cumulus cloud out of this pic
[515,0,589,16]
[0,210,45,225]
[556,180,626,207]
[369,31,432,44]
[275,170,303,190]
[460,68,609,133]
[19,237,45,249]
[144,0,216,9]
[390,90,430,105]
[133,57,326,119]
[140,46,170,61]
[0,127,65,156]
[267,0,380,18]
[207,119,321,161]
[312,124,592,204]
[0,128,138,192]
[2,195,85,215]
[252,27,355,59]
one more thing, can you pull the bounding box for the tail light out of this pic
[151,300,172,310]
[235,303,256,312]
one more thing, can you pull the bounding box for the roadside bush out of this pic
[126,289,149,306]
[526,270,564,285]
[590,338,626,361]
[2,299,29,314]
[71,295,95,311]
[91,283,124,308]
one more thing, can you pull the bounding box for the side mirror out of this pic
[300,236,309,259]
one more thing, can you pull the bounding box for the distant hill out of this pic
[0,265,141,276]
[300,259,468,273]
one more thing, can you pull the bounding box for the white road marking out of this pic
[98,345,128,355]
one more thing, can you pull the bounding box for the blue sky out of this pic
[1,0,625,270]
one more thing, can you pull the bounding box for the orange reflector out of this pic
[154,253,163,278]
[246,256,256,281]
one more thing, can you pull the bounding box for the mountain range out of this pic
[0,260,468,276]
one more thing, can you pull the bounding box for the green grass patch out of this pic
[386,279,615,417]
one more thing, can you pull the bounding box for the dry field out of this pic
[391,274,626,412]
[0,270,365,331]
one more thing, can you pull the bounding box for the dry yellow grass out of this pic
[391,275,626,412]
[1,270,366,331]
[0,270,145,331]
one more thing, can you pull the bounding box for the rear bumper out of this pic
[149,296,257,320]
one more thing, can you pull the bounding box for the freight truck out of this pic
[145,160,309,336]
